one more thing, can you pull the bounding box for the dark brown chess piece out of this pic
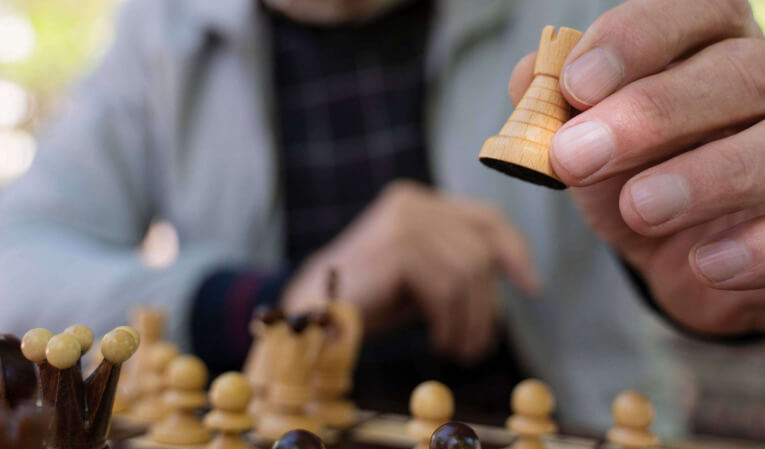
[0,333,54,449]
[21,326,140,449]
[272,429,326,449]
[430,422,482,449]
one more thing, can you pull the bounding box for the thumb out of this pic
[508,51,537,106]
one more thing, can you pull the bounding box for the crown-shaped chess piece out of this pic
[407,381,455,449]
[0,333,54,449]
[20,325,140,449]
[204,372,254,449]
[245,305,288,426]
[479,26,583,189]
[505,379,557,449]
[149,354,211,445]
[257,313,326,441]
[307,269,363,429]
[607,391,659,449]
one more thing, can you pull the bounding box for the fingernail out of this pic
[696,240,750,282]
[563,47,623,106]
[630,174,690,225]
[552,121,614,179]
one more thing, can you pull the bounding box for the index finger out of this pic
[561,0,762,109]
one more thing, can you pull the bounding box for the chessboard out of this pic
[1,302,760,449]
[110,412,753,449]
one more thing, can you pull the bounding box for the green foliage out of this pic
[0,0,117,94]
[753,0,765,30]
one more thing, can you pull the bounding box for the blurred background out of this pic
[1,0,765,442]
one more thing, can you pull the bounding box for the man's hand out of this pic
[510,0,765,335]
[282,180,539,363]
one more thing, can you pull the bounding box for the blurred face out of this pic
[263,0,408,24]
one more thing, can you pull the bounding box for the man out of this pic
[2,0,763,434]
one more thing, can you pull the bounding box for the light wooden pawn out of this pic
[406,381,455,449]
[204,372,256,449]
[479,26,583,189]
[607,391,659,449]
[506,379,557,449]
[149,355,211,445]
[129,341,180,422]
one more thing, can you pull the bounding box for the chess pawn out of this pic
[607,391,659,449]
[204,372,255,449]
[245,306,287,423]
[128,341,180,422]
[430,422,482,449]
[115,307,165,414]
[479,26,583,189]
[308,270,364,429]
[257,314,326,441]
[407,381,455,449]
[149,355,211,445]
[505,379,557,449]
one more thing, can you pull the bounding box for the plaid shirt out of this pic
[272,0,434,260]
[193,0,433,374]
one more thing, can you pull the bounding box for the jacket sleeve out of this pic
[0,0,233,347]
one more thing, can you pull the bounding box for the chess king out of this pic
[20,325,140,449]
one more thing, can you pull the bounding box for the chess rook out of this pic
[479,26,583,189]
[20,326,139,449]
[407,381,455,449]
[506,379,557,449]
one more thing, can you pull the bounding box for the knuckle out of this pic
[622,81,675,144]
[717,0,756,32]
[720,38,765,101]
[708,140,759,199]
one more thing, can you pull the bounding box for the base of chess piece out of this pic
[149,411,211,445]
[257,410,323,442]
[306,397,357,429]
[479,136,565,190]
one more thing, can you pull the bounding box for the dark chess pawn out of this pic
[272,430,326,449]
[430,422,482,449]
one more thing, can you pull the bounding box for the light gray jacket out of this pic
[0,0,686,435]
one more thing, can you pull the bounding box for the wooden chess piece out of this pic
[256,314,326,442]
[149,354,211,445]
[307,269,363,429]
[128,341,180,422]
[607,391,660,449]
[245,306,287,425]
[0,333,53,449]
[204,372,255,449]
[430,422,482,449]
[21,326,140,449]
[272,429,326,449]
[505,379,557,449]
[479,26,583,189]
[115,306,164,414]
[407,381,455,449]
